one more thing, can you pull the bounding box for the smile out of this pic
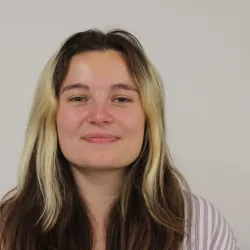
[83,133,120,144]
[84,137,119,143]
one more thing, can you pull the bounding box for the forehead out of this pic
[62,50,136,88]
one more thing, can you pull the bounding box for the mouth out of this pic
[83,134,120,144]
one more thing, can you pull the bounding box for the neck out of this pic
[70,166,125,222]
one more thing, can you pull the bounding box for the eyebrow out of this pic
[61,82,139,94]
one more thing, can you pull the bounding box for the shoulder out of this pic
[181,191,240,250]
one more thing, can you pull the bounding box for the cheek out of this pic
[124,110,145,139]
[56,107,80,138]
[126,116,145,159]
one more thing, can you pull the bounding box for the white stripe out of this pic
[180,192,240,249]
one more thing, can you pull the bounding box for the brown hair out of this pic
[0,29,191,250]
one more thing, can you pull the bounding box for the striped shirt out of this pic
[180,193,240,249]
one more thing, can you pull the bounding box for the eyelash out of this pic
[68,96,132,103]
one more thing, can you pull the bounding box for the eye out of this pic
[69,96,88,102]
[113,97,131,103]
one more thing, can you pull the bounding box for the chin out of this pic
[88,166,125,171]
[83,162,126,170]
[73,159,130,170]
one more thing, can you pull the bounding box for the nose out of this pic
[87,103,114,125]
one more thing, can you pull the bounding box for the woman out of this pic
[0,29,239,249]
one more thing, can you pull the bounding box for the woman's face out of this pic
[56,50,145,170]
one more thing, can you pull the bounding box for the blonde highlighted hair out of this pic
[0,29,191,250]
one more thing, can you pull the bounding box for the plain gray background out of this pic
[0,1,249,249]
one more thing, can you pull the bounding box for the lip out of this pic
[83,133,120,144]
